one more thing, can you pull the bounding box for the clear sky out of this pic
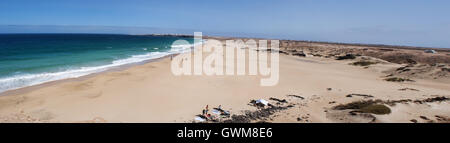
[1,0,449,48]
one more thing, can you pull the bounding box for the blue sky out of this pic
[0,0,449,48]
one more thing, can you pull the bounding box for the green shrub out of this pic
[359,104,391,115]
[333,100,391,115]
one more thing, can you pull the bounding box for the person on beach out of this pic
[202,105,209,115]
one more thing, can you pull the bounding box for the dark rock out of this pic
[379,48,394,51]
[398,88,420,91]
[346,94,374,98]
[385,77,415,82]
[435,115,450,122]
[349,111,359,115]
[442,68,450,72]
[287,95,304,99]
[223,101,294,123]
[269,97,288,103]
[279,50,289,55]
[420,116,430,120]
[249,100,266,108]
[336,54,356,60]
[292,51,306,57]
[415,96,449,104]
[406,59,417,64]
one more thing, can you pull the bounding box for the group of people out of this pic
[199,104,229,122]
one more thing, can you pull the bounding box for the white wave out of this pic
[0,51,170,93]
[170,40,204,53]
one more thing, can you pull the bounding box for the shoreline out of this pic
[0,53,177,97]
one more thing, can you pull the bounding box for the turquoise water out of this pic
[0,34,195,93]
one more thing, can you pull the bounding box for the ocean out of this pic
[0,34,196,93]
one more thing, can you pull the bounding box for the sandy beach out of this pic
[0,37,449,123]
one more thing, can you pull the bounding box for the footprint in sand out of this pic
[83,91,103,99]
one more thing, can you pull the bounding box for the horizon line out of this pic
[0,25,448,49]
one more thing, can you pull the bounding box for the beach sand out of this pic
[0,38,449,123]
